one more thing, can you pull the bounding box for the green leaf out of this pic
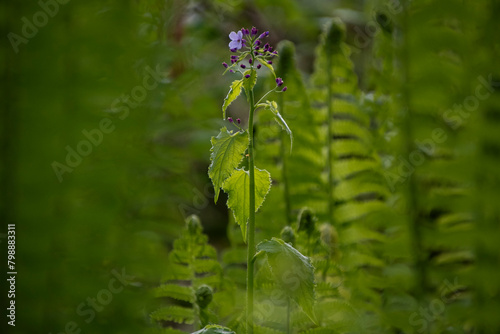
[191,325,235,334]
[257,58,276,78]
[222,79,244,119]
[257,237,316,323]
[243,69,257,93]
[222,167,271,241]
[208,127,249,203]
[265,100,293,152]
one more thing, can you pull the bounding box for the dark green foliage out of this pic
[5,1,500,333]
[150,215,221,332]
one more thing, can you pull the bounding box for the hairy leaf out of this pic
[265,100,293,151]
[209,127,249,203]
[243,69,257,93]
[222,79,244,119]
[257,237,316,323]
[222,168,271,241]
[257,58,276,78]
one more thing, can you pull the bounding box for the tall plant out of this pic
[208,26,290,334]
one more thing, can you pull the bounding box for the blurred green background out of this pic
[2,0,500,333]
[1,1,362,333]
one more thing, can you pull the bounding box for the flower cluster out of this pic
[222,26,286,92]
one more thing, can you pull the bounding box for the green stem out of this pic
[278,94,291,224]
[326,53,334,225]
[247,86,256,334]
[400,0,425,300]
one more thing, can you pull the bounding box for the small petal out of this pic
[245,74,250,78]
[222,62,228,68]
[229,40,241,50]
[282,86,287,92]
[251,27,258,36]
[257,64,262,69]
[248,59,253,64]
[229,31,239,40]
[240,64,246,69]
[267,61,273,64]
[228,117,233,123]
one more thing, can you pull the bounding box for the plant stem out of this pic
[326,53,334,226]
[247,86,256,334]
[278,94,291,224]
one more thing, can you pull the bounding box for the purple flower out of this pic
[229,69,235,73]
[276,78,284,87]
[222,62,228,68]
[240,64,246,69]
[248,59,253,64]
[258,31,269,39]
[228,117,233,123]
[245,74,250,78]
[229,31,244,50]
[254,40,261,46]
[263,43,270,51]
[230,48,237,52]
[257,64,262,69]
[231,55,238,59]
[236,118,241,124]
[251,27,258,36]
[267,61,273,64]
[231,59,236,64]
[241,28,250,35]
[282,86,287,92]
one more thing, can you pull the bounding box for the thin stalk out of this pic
[400,0,426,302]
[246,85,256,334]
[278,94,291,224]
[326,53,334,225]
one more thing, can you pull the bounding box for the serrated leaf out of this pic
[257,58,276,78]
[222,168,271,241]
[257,238,316,323]
[150,305,194,324]
[222,79,244,119]
[152,284,194,303]
[209,127,249,203]
[192,325,235,334]
[243,69,257,93]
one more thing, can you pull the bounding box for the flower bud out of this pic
[280,226,296,245]
[195,285,213,309]
[297,207,316,236]
[186,214,202,235]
